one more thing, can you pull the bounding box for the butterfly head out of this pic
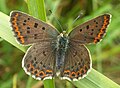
[60,31,68,38]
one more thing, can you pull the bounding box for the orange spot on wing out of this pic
[83,65,87,73]
[11,13,25,44]
[94,15,110,43]
[34,69,40,77]
[36,73,39,77]
[46,70,52,73]
[69,71,77,78]
[71,72,76,75]
[17,31,21,36]
[19,36,25,44]
[39,71,46,79]
[64,70,70,73]
[27,62,35,72]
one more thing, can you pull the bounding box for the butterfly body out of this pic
[10,11,111,81]
[56,33,69,69]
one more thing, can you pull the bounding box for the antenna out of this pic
[72,14,81,25]
[66,12,83,33]
[72,10,84,25]
[49,10,64,32]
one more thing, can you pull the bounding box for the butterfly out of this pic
[10,11,111,81]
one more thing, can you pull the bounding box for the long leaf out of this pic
[72,69,120,88]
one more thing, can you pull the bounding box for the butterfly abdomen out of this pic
[56,35,69,70]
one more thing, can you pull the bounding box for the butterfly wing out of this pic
[10,11,59,45]
[60,42,91,81]
[22,41,57,80]
[10,11,58,80]
[69,14,111,44]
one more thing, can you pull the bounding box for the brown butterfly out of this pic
[10,11,111,81]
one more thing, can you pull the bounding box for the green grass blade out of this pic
[72,69,120,88]
[0,1,120,88]
[26,77,33,88]
[13,74,17,88]
[27,0,46,21]
[27,0,55,88]
[0,0,8,14]
[43,79,55,88]
[0,12,27,52]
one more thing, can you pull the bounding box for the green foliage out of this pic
[0,0,120,88]
[27,0,47,21]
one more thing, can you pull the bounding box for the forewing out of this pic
[10,11,59,45]
[69,14,111,44]
[22,41,56,80]
[60,43,91,81]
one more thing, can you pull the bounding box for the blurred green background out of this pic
[0,0,120,88]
